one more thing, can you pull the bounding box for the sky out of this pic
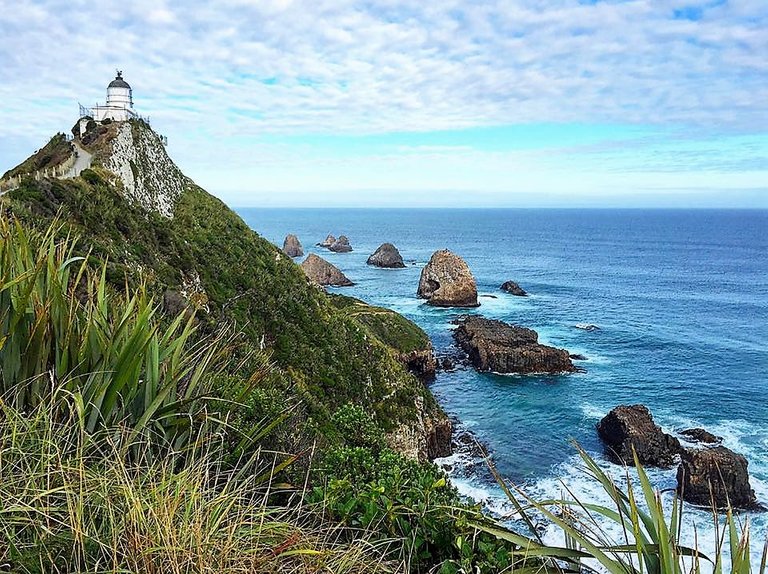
[1,0,767,208]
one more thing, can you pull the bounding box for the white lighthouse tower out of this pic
[86,71,137,122]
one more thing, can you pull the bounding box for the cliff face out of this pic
[2,119,448,461]
[100,122,188,217]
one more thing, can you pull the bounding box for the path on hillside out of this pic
[64,142,92,178]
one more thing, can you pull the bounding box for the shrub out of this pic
[311,446,519,573]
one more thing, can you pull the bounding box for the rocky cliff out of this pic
[2,118,448,461]
[100,121,188,217]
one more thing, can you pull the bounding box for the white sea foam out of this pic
[441,439,768,572]
[580,403,609,421]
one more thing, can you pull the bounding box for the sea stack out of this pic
[453,316,576,374]
[417,249,479,307]
[329,235,353,253]
[300,254,354,286]
[317,234,336,248]
[367,243,405,268]
[677,446,758,509]
[282,234,304,258]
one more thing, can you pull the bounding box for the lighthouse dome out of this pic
[108,72,131,89]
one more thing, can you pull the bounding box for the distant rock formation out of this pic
[500,280,527,296]
[597,405,682,467]
[417,249,479,307]
[679,428,722,445]
[677,446,758,509]
[282,234,304,258]
[300,254,354,286]
[367,243,405,268]
[317,234,336,248]
[453,316,576,374]
[329,235,353,253]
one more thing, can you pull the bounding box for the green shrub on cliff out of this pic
[4,174,435,442]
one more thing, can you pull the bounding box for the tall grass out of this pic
[0,397,399,573]
[0,216,400,573]
[0,216,239,449]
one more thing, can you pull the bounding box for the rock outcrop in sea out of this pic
[282,234,304,258]
[300,254,354,286]
[679,428,722,445]
[598,405,761,509]
[597,405,682,467]
[317,234,336,248]
[367,243,406,268]
[677,446,758,509]
[453,316,576,374]
[417,249,479,307]
[500,280,527,296]
[329,235,353,253]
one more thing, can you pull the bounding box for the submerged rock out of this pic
[597,405,682,467]
[317,234,336,248]
[500,281,528,296]
[574,323,601,331]
[570,353,588,361]
[453,315,576,374]
[417,249,479,307]
[282,234,304,258]
[367,243,405,268]
[329,235,353,253]
[680,428,722,445]
[677,446,758,509]
[300,254,354,286]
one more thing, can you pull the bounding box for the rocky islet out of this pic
[453,315,576,375]
[597,404,760,509]
[282,234,304,258]
[300,253,354,286]
[367,242,406,268]
[417,249,479,307]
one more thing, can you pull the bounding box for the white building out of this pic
[83,71,137,122]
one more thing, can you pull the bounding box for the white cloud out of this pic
[0,0,766,204]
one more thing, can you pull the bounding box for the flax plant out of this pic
[0,216,235,449]
[476,444,768,574]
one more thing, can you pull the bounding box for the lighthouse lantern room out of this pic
[84,71,137,123]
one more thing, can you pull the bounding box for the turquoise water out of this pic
[238,207,768,562]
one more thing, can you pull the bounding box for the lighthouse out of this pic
[84,71,137,122]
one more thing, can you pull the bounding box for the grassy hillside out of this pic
[2,133,73,179]
[3,125,440,449]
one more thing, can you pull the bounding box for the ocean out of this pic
[237,207,768,565]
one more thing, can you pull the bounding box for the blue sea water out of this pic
[238,207,768,563]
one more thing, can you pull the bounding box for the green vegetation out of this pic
[329,294,431,354]
[0,217,240,449]
[0,399,398,574]
[5,171,434,438]
[2,133,73,179]
[3,124,764,573]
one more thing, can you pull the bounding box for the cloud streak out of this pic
[0,0,766,205]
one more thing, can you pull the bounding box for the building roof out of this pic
[108,71,131,89]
